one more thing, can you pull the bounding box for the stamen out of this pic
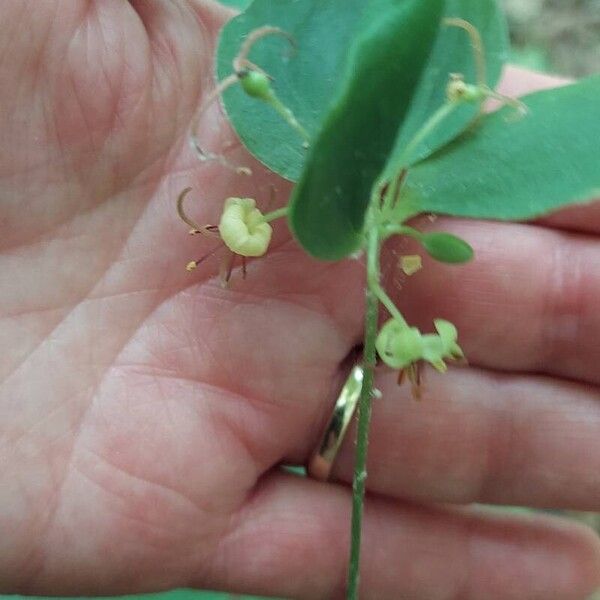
[189,72,253,175]
[379,181,390,207]
[190,73,238,143]
[391,168,408,210]
[233,26,295,74]
[236,60,273,79]
[220,251,236,287]
[408,363,423,400]
[177,188,202,233]
[487,89,528,118]
[190,137,252,176]
[185,243,224,272]
[176,188,221,238]
[444,18,486,89]
[397,369,406,386]
[444,19,527,119]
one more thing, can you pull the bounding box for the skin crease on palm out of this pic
[1,0,600,598]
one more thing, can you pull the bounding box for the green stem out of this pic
[372,282,407,326]
[347,209,380,599]
[346,100,461,598]
[397,101,457,168]
[381,223,422,240]
[381,102,458,215]
[266,94,311,145]
[262,206,288,223]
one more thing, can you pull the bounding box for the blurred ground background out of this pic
[3,1,599,600]
[503,0,600,76]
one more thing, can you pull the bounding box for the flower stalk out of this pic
[347,205,381,599]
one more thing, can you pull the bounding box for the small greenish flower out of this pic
[239,70,274,102]
[421,319,464,372]
[177,188,273,286]
[376,320,424,370]
[219,197,273,258]
[376,318,465,393]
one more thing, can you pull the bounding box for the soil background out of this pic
[503,0,600,76]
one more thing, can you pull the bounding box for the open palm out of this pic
[1,2,599,599]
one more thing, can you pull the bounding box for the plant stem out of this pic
[396,101,457,169]
[347,210,380,599]
[266,94,311,145]
[371,282,407,326]
[262,206,288,223]
[347,99,460,597]
[381,103,457,215]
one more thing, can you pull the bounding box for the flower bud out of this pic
[446,76,484,104]
[240,70,274,101]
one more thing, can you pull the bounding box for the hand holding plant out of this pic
[0,1,599,599]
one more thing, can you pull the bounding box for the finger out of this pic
[309,367,600,510]
[383,217,600,385]
[497,65,569,98]
[200,472,600,600]
[108,237,364,473]
[130,240,364,403]
[536,200,600,235]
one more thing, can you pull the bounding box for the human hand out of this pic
[1,1,599,598]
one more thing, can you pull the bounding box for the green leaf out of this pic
[217,0,508,260]
[219,0,253,10]
[286,0,507,260]
[404,76,600,220]
[383,0,508,175]
[420,232,474,263]
[217,0,507,184]
[289,0,445,260]
[217,0,381,181]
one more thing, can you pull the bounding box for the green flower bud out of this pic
[219,197,273,257]
[239,70,274,101]
[446,77,485,104]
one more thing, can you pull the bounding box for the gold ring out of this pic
[307,363,364,481]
